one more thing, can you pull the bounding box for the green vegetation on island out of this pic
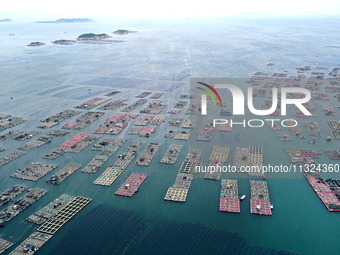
[52,39,76,45]
[27,42,45,47]
[77,33,111,40]
[112,30,137,35]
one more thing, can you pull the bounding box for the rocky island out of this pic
[77,33,111,40]
[27,42,45,47]
[52,39,76,45]
[112,30,137,35]
[37,18,93,23]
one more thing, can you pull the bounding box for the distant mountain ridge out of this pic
[36,18,93,23]
[0,18,11,22]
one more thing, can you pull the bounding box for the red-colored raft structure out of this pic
[250,199,272,216]
[115,173,148,197]
[219,179,240,213]
[305,175,340,212]
[219,197,240,213]
[298,150,319,159]
[60,134,90,148]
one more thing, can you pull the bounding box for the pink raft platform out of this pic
[299,150,319,159]
[219,197,240,213]
[115,173,148,197]
[250,199,272,216]
[60,133,90,148]
[306,175,340,212]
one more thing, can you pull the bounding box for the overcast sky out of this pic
[1,0,340,20]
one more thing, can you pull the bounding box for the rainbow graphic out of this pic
[197,82,223,106]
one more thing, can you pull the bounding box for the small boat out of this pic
[270,204,274,210]
[240,195,246,201]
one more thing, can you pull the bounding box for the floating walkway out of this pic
[0,238,13,254]
[19,130,69,151]
[160,144,182,164]
[135,143,161,166]
[304,122,321,136]
[122,99,147,112]
[151,115,167,125]
[248,146,264,178]
[38,109,81,128]
[196,119,215,142]
[0,130,24,141]
[205,146,230,180]
[115,173,147,197]
[326,121,340,139]
[164,173,193,202]
[27,194,76,224]
[81,138,126,173]
[10,196,91,254]
[37,196,92,235]
[44,133,99,159]
[277,133,292,141]
[0,189,47,222]
[167,108,181,114]
[0,186,26,206]
[14,131,40,141]
[150,92,164,99]
[105,91,121,97]
[11,162,57,181]
[180,149,202,173]
[218,122,232,132]
[135,114,154,126]
[129,126,156,137]
[169,118,183,126]
[140,100,166,114]
[62,111,104,130]
[93,113,138,135]
[233,147,249,171]
[165,130,190,140]
[324,150,340,160]
[0,117,26,132]
[98,98,128,111]
[250,180,272,216]
[182,118,197,129]
[46,164,81,184]
[0,152,24,167]
[185,101,202,115]
[164,149,201,202]
[136,92,152,98]
[75,97,110,109]
[173,100,187,108]
[9,232,52,255]
[93,141,145,186]
[322,104,335,116]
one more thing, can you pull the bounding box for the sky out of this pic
[1,0,340,20]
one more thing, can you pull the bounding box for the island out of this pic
[77,33,111,40]
[27,42,45,47]
[112,30,137,35]
[37,18,93,23]
[52,39,76,45]
[0,18,11,22]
